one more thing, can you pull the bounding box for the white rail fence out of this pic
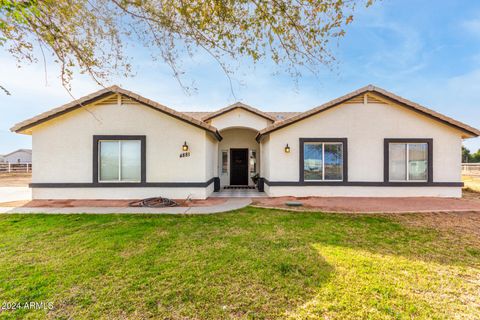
[0,163,32,173]
[462,163,480,176]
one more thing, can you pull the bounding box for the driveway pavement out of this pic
[0,187,32,203]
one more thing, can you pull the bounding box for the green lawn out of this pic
[0,208,479,319]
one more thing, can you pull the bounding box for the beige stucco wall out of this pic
[261,99,464,197]
[217,128,260,186]
[205,133,219,179]
[33,186,213,200]
[31,98,216,199]
[265,186,461,198]
[207,108,272,131]
[260,136,270,180]
[265,101,463,183]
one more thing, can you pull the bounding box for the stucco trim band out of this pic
[262,178,463,187]
[30,177,217,188]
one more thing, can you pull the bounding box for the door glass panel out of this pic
[249,150,257,174]
[100,141,119,181]
[120,140,141,181]
[304,143,323,180]
[324,143,343,180]
[408,143,428,181]
[389,143,407,181]
[221,150,228,174]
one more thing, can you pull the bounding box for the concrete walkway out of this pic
[0,197,252,214]
[0,187,31,202]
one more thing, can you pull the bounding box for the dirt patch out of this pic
[392,211,480,241]
[463,175,480,192]
[252,194,480,242]
[463,188,480,201]
[252,195,480,213]
[0,198,227,208]
[0,173,31,187]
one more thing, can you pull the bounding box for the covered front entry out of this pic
[230,148,249,185]
[217,127,260,189]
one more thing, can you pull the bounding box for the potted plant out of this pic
[251,173,260,185]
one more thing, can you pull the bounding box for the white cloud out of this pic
[461,18,480,37]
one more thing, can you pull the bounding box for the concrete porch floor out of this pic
[211,189,266,198]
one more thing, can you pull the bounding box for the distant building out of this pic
[2,149,32,164]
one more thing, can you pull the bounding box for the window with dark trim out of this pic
[93,135,146,184]
[384,138,432,183]
[300,138,348,182]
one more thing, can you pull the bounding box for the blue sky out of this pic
[1,0,480,154]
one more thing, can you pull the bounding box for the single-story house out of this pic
[2,149,32,164]
[11,85,479,199]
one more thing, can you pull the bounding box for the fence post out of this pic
[8,163,10,173]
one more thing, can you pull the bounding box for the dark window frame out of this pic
[93,135,146,184]
[384,138,433,183]
[299,138,348,183]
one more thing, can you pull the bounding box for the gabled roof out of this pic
[11,86,222,141]
[3,149,32,157]
[11,84,479,141]
[183,112,213,121]
[268,112,302,121]
[184,110,300,122]
[202,102,276,122]
[257,85,480,141]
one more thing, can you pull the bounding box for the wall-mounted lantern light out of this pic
[182,141,189,151]
[284,144,291,153]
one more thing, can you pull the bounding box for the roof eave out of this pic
[11,86,224,141]
[114,90,222,141]
[257,85,480,139]
[11,89,115,133]
[369,88,480,138]
[202,104,276,122]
